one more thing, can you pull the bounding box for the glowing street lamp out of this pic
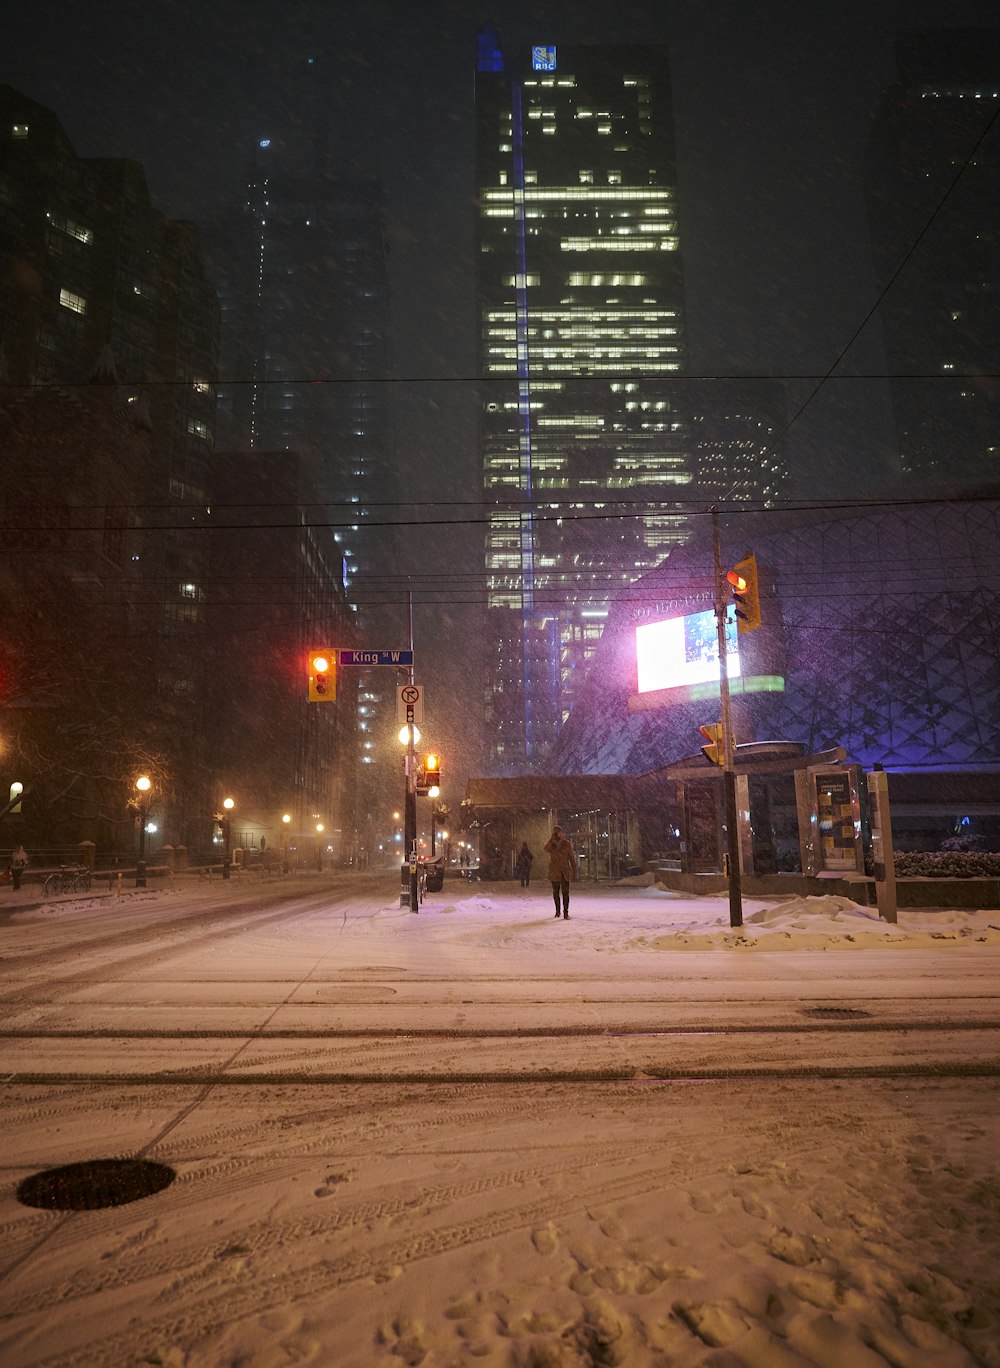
[281,812,292,873]
[134,775,152,887]
[220,796,234,879]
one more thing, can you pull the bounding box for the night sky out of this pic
[6,0,996,372]
[6,0,999,778]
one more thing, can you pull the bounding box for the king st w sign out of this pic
[338,649,413,667]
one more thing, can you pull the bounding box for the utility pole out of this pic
[711,508,743,929]
[405,591,418,912]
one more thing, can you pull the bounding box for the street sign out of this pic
[397,684,424,724]
[339,649,413,667]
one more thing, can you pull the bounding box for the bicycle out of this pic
[43,866,92,896]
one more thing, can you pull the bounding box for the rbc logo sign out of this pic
[531,45,557,71]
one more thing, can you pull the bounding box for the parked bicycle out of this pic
[43,866,92,896]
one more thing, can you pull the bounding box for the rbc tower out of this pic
[475,27,691,774]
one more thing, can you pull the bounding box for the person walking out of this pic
[544,826,577,919]
[515,841,534,888]
[9,844,28,892]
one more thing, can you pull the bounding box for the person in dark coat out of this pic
[515,841,534,887]
[9,844,28,891]
[544,827,578,919]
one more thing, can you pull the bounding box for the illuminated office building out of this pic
[475,27,692,773]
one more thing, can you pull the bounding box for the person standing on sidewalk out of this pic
[9,844,28,891]
[544,827,577,919]
[515,842,534,888]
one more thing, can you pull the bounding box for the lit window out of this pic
[48,212,93,244]
[59,288,86,314]
[187,417,210,440]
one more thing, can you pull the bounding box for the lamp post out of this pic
[316,822,325,872]
[281,812,291,873]
[221,797,234,879]
[134,775,151,887]
[398,722,419,910]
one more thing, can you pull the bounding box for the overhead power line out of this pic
[14,488,1000,535]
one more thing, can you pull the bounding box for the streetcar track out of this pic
[2,1018,999,1037]
[0,878,388,977]
[6,1061,1000,1084]
[0,885,388,1008]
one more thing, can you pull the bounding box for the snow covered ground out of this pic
[1,872,999,1366]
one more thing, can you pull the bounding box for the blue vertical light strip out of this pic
[477,26,504,72]
[510,72,538,761]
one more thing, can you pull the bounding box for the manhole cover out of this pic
[17,1158,175,1210]
[802,1007,873,1020]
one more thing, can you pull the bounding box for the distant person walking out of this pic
[9,844,28,891]
[515,842,534,888]
[544,827,577,919]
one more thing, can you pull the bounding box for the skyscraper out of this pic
[209,140,395,600]
[206,95,399,861]
[475,28,692,774]
[0,85,220,843]
[866,30,1000,487]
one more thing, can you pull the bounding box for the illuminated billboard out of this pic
[636,606,740,695]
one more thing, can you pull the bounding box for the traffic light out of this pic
[726,553,761,634]
[308,650,336,702]
[699,722,724,766]
[423,754,441,796]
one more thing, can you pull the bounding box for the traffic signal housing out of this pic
[726,553,761,634]
[423,754,441,796]
[699,722,724,766]
[308,651,336,702]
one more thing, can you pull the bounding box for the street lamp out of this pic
[398,725,420,911]
[431,803,450,857]
[282,812,291,873]
[315,821,325,872]
[134,775,152,887]
[221,797,234,879]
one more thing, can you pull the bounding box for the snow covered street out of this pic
[1,870,998,1366]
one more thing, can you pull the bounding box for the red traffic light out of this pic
[726,554,761,633]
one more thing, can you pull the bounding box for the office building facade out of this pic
[209,140,395,603]
[475,28,692,774]
[207,131,398,857]
[866,30,1000,486]
[0,86,220,844]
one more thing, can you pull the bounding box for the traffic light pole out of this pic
[711,508,743,929]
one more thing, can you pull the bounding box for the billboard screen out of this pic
[635,606,740,695]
